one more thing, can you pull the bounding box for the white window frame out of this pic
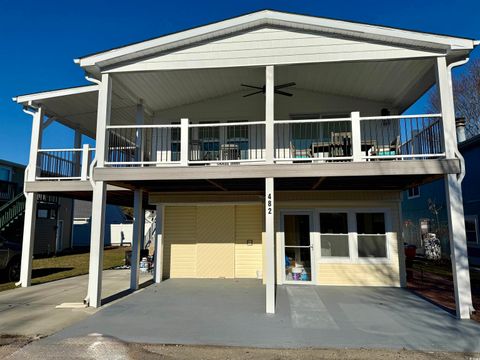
[354,209,391,263]
[465,215,479,246]
[318,210,352,262]
[407,185,420,199]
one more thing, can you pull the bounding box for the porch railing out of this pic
[103,113,445,168]
[36,145,96,180]
[0,180,18,201]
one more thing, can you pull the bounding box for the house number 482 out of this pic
[267,193,273,215]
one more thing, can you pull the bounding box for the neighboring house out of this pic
[72,199,130,247]
[12,10,478,319]
[403,131,480,266]
[0,159,74,255]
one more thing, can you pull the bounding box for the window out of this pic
[226,121,248,160]
[320,213,349,257]
[199,122,220,160]
[37,209,49,219]
[0,166,11,182]
[356,212,387,258]
[170,123,181,161]
[465,216,479,244]
[408,186,420,199]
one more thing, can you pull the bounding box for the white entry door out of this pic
[282,212,314,284]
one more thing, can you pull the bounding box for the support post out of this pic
[87,181,107,307]
[85,73,112,307]
[265,177,275,314]
[19,106,44,287]
[180,118,189,166]
[154,204,164,283]
[135,101,144,165]
[265,66,274,163]
[80,144,90,180]
[351,111,362,161]
[95,73,112,167]
[436,56,473,319]
[130,189,144,290]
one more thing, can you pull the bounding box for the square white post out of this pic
[80,144,90,181]
[436,56,473,319]
[87,181,107,307]
[265,66,274,163]
[180,118,189,166]
[19,105,44,287]
[351,111,362,161]
[86,73,112,308]
[135,102,144,165]
[265,177,275,313]
[95,73,112,167]
[130,189,144,290]
[154,204,164,283]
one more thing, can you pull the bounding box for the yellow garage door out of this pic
[163,205,262,279]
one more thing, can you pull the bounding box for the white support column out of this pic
[436,56,473,319]
[80,144,90,181]
[351,111,362,161]
[87,181,107,307]
[435,56,457,159]
[265,66,275,163]
[265,177,275,314]
[154,204,164,283]
[74,131,82,176]
[95,73,112,167]
[135,102,144,165]
[19,106,44,287]
[130,189,144,290]
[180,118,189,166]
[86,73,112,308]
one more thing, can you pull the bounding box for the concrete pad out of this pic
[42,280,480,352]
[0,270,151,337]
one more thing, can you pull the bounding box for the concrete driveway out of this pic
[41,279,480,352]
[0,270,151,337]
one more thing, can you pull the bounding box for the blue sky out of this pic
[1,0,479,165]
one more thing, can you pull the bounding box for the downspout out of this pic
[447,58,469,183]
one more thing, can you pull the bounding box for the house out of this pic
[0,159,73,255]
[403,126,480,266]
[12,10,478,319]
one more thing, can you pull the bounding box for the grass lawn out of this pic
[0,246,129,293]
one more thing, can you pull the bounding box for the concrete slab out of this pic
[43,279,480,352]
[0,270,151,337]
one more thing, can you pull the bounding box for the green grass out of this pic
[0,247,129,293]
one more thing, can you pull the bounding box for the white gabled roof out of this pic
[75,9,477,72]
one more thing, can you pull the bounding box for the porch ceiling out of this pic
[16,58,435,136]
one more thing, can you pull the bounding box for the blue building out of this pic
[402,133,480,266]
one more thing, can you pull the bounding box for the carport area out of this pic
[45,279,480,352]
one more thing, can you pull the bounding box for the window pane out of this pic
[284,215,310,246]
[321,234,349,257]
[465,218,478,243]
[356,213,385,234]
[358,235,387,258]
[320,213,348,233]
[0,168,11,181]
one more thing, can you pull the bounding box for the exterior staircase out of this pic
[0,193,26,234]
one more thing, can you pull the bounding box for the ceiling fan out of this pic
[241,82,296,97]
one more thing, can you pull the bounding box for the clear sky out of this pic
[1,0,479,165]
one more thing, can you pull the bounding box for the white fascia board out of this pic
[13,85,98,105]
[76,10,476,69]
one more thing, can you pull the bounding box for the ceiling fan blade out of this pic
[275,90,293,97]
[275,82,296,90]
[241,84,263,90]
[243,90,264,97]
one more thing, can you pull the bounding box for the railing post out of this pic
[81,144,90,180]
[351,111,362,162]
[265,66,274,163]
[180,118,189,166]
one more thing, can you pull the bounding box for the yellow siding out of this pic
[235,205,263,278]
[163,206,197,278]
[196,206,235,278]
[317,263,400,286]
[163,204,263,279]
